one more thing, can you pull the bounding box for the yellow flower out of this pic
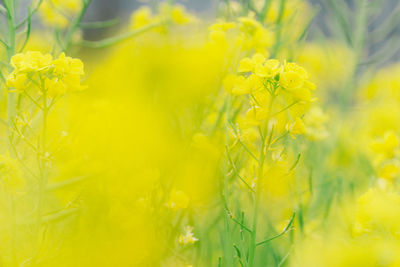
[290,87,312,101]
[243,74,263,93]
[238,57,255,73]
[238,17,274,51]
[10,51,53,72]
[53,52,84,76]
[286,117,306,139]
[45,77,67,98]
[280,71,304,90]
[209,29,228,44]
[238,53,266,73]
[39,1,69,28]
[252,53,267,65]
[303,106,329,140]
[159,3,196,25]
[223,74,237,93]
[254,59,280,78]
[238,17,263,32]
[170,5,195,25]
[209,21,236,31]
[178,226,198,245]
[354,187,400,237]
[371,131,399,159]
[245,106,270,125]
[228,74,263,95]
[6,72,28,92]
[378,161,400,181]
[52,52,85,92]
[240,127,259,144]
[279,62,311,90]
[284,62,309,79]
[130,6,153,29]
[226,75,259,95]
[8,51,85,97]
[39,0,83,28]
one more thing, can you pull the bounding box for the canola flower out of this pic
[39,0,84,28]
[0,0,400,266]
[7,51,85,97]
[179,226,199,245]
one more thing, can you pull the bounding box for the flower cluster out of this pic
[130,3,196,30]
[208,18,273,52]
[7,51,85,98]
[354,187,400,237]
[370,131,400,183]
[225,53,315,99]
[224,53,316,140]
[39,0,83,28]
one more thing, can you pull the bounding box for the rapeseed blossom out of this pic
[1,0,400,266]
[39,0,83,28]
[7,51,85,97]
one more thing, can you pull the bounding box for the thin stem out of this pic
[229,121,259,162]
[230,216,252,233]
[79,18,120,29]
[4,0,16,60]
[34,89,48,253]
[0,38,9,48]
[259,0,272,22]
[18,6,32,52]
[226,146,255,192]
[63,0,92,52]
[77,21,165,49]
[271,100,299,117]
[9,140,39,179]
[0,70,6,83]
[271,131,288,145]
[272,0,287,57]
[256,212,295,246]
[5,0,17,159]
[15,0,44,29]
[248,94,275,267]
[23,91,44,110]
[238,139,259,162]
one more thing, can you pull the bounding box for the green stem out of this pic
[221,94,235,267]
[5,0,16,60]
[259,0,272,22]
[34,90,48,252]
[79,18,119,29]
[256,212,295,247]
[77,21,165,49]
[340,0,368,109]
[63,0,92,52]
[5,0,17,157]
[272,0,287,57]
[15,0,44,29]
[248,94,275,267]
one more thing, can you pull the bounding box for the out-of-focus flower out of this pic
[286,117,306,139]
[179,226,198,245]
[39,0,83,28]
